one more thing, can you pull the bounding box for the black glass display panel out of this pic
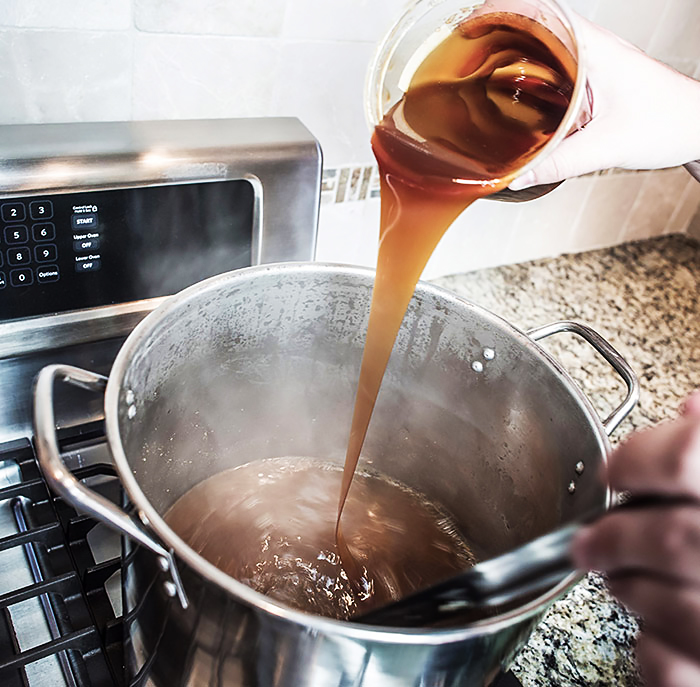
[0,180,254,321]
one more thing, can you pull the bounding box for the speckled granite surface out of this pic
[432,233,700,687]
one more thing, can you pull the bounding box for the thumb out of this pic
[509,119,616,189]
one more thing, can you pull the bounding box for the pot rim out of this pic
[104,261,611,643]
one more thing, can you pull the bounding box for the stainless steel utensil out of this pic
[356,518,589,627]
[357,497,678,628]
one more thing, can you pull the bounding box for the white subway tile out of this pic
[315,198,380,268]
[132,36,376,165]
[667,173,700,234]
[282,0,409,43]
[0,0,131,31]
[663,58,699,78]
[592,0,660,51]
[503,176,595,265]
[565,0,602,21]
[648,0,700,61]
[135,0,286,37]
[423,200,524,278]
[621,167,688,242]
[0,29,132,124]
[132,34,279,120]
[568,171,646,250]
[687,206,700,240]
[271,40,377,167]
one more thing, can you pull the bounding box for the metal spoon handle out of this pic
[357,497,687,627]
[464,522,580,607]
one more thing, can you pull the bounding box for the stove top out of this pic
[0,424,123,687]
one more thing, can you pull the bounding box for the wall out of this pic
[1,0,699,277]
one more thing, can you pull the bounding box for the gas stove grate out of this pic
[0,431,124,687]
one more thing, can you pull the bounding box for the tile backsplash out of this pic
[1,0,699,277]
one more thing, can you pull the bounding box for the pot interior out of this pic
[113,264,607,563]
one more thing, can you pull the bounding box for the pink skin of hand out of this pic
[510,16,700,190]
[572,392,700,686]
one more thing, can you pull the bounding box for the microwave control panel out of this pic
[0,180,255,321]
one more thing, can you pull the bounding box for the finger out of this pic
[606,574,700,664]
[606,414,700,498]
[636,632,700,687]
[572,506,700,586]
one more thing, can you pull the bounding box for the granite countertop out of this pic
[432,234,700,687]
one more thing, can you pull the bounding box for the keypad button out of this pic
[36,265,60,283]
[0,272,5,289]
[4,225,29,244]
[0,252,3,268]
[30,200,53,221]
[73,237,100,252]
[1,202,26,223]
[71,213,98,229]
[7,247,31,266]
[75,257,101,273]
[10,268,33,287]
[32,222,56,242]
[34,243,58,263]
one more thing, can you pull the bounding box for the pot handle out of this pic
[33,364,189,609]
[527,321,639,436]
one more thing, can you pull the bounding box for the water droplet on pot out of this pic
[126,389,135,405]
[483,347,495,360]
[472,361,484,373]
[127,405,136,419]
[568,481,576,494]
[575,461,585,474]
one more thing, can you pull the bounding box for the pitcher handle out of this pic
[33,364,188,609]
[527,321,639,436]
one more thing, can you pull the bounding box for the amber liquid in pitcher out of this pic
[165,12,576,621]
[336,11,576,565]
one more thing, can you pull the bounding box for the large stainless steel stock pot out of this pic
[33,263,638,687]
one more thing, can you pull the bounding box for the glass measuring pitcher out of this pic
[365,0,592,201]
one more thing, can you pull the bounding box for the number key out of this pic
[1,202,26,223]
[34,244,57,263]
[30,200,53,220]
[32,223,56,242]
[7,247,31,266]
[4,225,28,244]
[10,268,33,287]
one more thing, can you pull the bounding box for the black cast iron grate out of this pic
[0,429,523,687]
[0,427,124,687]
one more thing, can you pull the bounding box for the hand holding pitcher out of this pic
[511,15,700,189]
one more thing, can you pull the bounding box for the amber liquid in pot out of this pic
[165,12,575,620]
[165,458,476,619]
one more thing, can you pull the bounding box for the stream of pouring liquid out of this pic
[334,142,514,577]
[335,11,577,580]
